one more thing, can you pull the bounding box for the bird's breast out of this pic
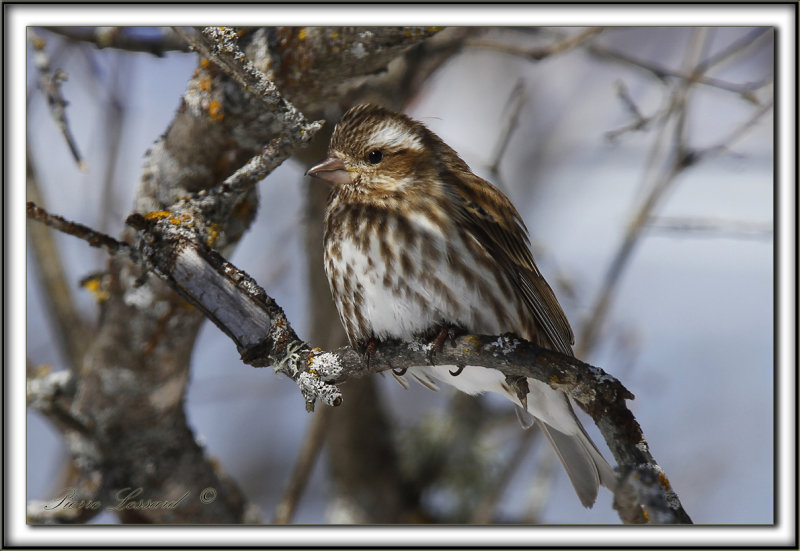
[324,206,527,344]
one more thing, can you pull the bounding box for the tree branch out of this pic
[28,29,86,170]
[26,151,91,371]
[115,200,687,524]
[41,26,191,57]
[467,27,603,61]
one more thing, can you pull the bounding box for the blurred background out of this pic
[26,26,774,524]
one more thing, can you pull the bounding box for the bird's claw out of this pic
[359,336,380,370]
[426,323,462,365]
[449,363,466,376]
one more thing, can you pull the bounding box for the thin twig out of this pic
[28,29,86,170]
[26,202,135,259]
[647,216,773,240]
[273,408,331,524]
[468,27,603,60]
[588,40,772,102]
[488,79,526,183]
[41,26,191,57]
[26,151,90,371]
[688,99,774,164]
[578,28,714,356]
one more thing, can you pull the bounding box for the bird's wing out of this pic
[443,169,575,355]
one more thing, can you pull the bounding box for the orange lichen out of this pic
[200,58,211,69]
[208,100,224,122]
[642,507,650,522]
[144,210,171,221]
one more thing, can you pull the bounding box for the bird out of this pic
[307,103,616,508]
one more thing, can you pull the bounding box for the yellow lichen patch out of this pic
[205,223,222,248]
[298,28,307,40]
[208,100,224,122]
[330,31,339,39]
[465,335,481,347]
[642,507,650,522]
[200,58,211,69]
[82,276,110,303]
[144,210,171,221]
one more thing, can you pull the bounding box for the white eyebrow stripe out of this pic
[370,122,423,151]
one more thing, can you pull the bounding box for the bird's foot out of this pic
[357,336,380,370]
[426,323,463,365]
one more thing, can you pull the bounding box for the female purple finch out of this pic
[307,104,615,508]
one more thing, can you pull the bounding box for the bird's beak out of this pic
[306,156,352,186]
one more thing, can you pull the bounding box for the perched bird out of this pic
[307,104,616,508]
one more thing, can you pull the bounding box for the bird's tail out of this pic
[536,418,617,508]
[399,364,616,508]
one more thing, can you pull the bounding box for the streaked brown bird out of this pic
[307,104,615,508]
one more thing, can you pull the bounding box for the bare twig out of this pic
[588,32,773,103]
[41,26,191,57]
[26,152,90,371]
[273,408,331,524]
[26,202,135,259]
[468,27,603,61]
[28,29,86,170]
[647,216,773,240]
[605,81,654,141]
[488,79,526,184]
[577,28,773,356]
[688,99,774,164]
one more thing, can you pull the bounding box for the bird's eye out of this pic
[367,150,383,164]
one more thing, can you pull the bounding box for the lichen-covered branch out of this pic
[118,205,690,524]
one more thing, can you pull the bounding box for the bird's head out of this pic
[307,104,461,198]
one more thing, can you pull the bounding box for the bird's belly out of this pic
[325,225,523,342]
